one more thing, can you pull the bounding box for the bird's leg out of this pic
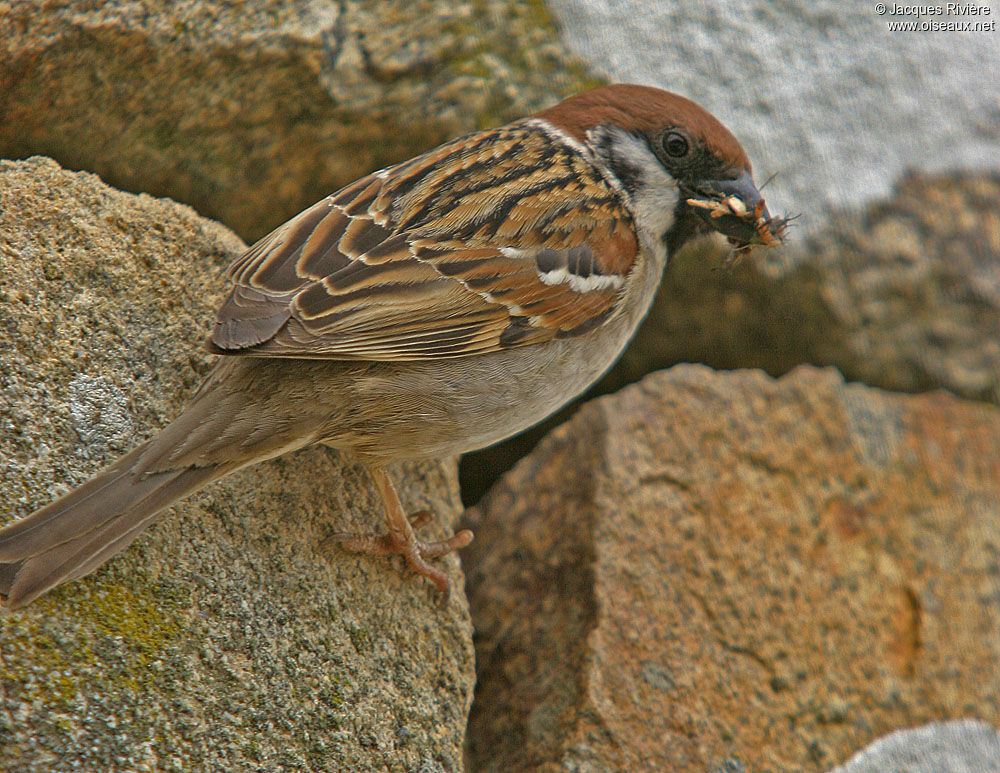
[325,465,474,591]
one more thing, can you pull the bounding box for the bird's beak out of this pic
[685,170,786,248]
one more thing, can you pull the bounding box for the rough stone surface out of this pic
[625,171,1000,400]
[0,157,475,770]
[464,365,1000,772]
[830,720,1000,773]
[545,0,1000,234]
[0,0,597,243]
[461,171,1000,503]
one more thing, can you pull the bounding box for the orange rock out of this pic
[465,365,1000,772]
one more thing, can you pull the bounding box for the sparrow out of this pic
[0,84,785,607]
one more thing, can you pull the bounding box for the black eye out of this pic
[662,131,689,158]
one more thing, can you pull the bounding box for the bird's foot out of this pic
[325,510,474,592]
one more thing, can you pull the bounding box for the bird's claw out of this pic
[324,511,474,592]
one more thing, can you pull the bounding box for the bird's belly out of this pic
[339,321,635,461]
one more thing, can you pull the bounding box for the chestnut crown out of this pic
[536,83,751,177]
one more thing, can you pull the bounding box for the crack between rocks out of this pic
[320,0,349,97]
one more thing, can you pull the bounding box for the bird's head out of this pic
[536,84,787,258]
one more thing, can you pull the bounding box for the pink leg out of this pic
[325,465,474,591]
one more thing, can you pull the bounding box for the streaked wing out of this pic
[208,122,639,361]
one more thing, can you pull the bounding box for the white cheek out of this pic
[600,129,680,248]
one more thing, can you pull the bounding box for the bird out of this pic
[0,84,785,607]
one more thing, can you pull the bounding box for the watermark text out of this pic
[874,3,996,31]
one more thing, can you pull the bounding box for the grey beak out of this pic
[685,168,784,247]
[701,170,770,221]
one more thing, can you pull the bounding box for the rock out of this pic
[830,720,1000,773]
[544,0,1000,229]
[0,0,598,242]
[461,171,1000,503]
[0,157,474,770]
[464,364,1000,772]
[627,171,1000,401]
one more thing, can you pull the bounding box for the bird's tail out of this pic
[0,358,329,608]
[0,442,224,608]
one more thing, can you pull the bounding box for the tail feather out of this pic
[0,358,328,608]
[0,444,154,560]
[59,466,219,586]
[0,443,223,608]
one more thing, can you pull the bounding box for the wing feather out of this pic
[207,122,639,360]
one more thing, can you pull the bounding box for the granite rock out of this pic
[465,364,1000,772]
[0,157,475,771]
[830,720,1000,773]
[0,0,598,242]
[544,0,1000,233]
[625,171,1000,401]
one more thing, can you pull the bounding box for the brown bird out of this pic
[0,84,785,607]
